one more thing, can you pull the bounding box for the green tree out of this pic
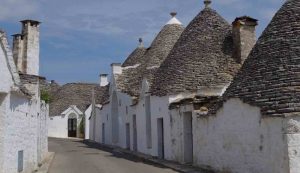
[40,90,52,103]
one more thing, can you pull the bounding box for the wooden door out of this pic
[133,115,137,151]
[68,118,77,137]
[157,118,164,159]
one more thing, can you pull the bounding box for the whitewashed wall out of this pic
[0,23,48,173]
[170,98,290,173]
[95,108,102,143]
[0,39,13,93]
[284,116,300,173]
[48,111,83,138]
[84,105,92,139]
[1,93,39,173]
[48,115,68,138]
[169,104,194,163]
[149,96,172,158]
[99,104,111,145]
[39,101,49,163]
[89,113,94,140]
[0,94,6,172]
[115,92,132,148]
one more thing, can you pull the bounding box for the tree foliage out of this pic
[40,90,52,103]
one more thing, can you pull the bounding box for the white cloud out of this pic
[0,0,38,21]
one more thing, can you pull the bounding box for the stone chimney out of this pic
[232,16,258,64]
[13,20,40,75]
[111,63,122,75]
[12,34,24,70]
[99,74,109,86]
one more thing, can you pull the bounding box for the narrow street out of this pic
[48,138,178,173]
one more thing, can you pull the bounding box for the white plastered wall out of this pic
[0,39,13,93]
[93,104,111,145]
[84,105,92,139]
[1,93,39,173]
[48,108,83,138]
[284,116,300,173]
[170,98,290,173]
[148,96,172,158]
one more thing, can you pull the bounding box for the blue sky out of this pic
[0,0,284,84]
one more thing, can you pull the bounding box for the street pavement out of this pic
[48,138,178,173]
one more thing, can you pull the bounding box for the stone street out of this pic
[48,138,178,173]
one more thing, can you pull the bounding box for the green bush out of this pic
[40,90,51,103]
[80,117,85,135]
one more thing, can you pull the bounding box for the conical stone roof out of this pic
[49,83,109,116]
[151,6,241,96]
[217,0,300,117]
[116,15,184,97]
[122,39,147,67]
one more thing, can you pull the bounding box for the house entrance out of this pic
[183,112,193,163]
[157,118,164,159]
[102,123,105,144]
[133,115,137,151]
[126,123,130,149]
[68,118,77,137]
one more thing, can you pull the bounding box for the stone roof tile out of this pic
[117,20,184,97]
[211,0,300,117]
[151,7,241,96]
[49,83,109,116]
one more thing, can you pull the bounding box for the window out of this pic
[126,106,128,115]
[119,99,122,106]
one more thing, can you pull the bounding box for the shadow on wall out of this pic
[0,93,6,106]
[9,94,28,112]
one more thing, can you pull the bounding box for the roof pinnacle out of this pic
[204,0,212,8]
[166,12,182,25]
[138,38,144,48]
[170,12,177,17]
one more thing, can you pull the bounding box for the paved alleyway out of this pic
[48,138,178,173]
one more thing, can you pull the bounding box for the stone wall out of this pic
[16,21,40,75]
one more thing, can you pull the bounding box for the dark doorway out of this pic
[157,118,164,159]
[102,123,105,144]
[183,112,193,163]
[68,118,77,137]
[133,115,138,151]
[126,123,130,149]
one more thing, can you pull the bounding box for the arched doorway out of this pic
[68,113,77,137]
[111,92,119,144]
